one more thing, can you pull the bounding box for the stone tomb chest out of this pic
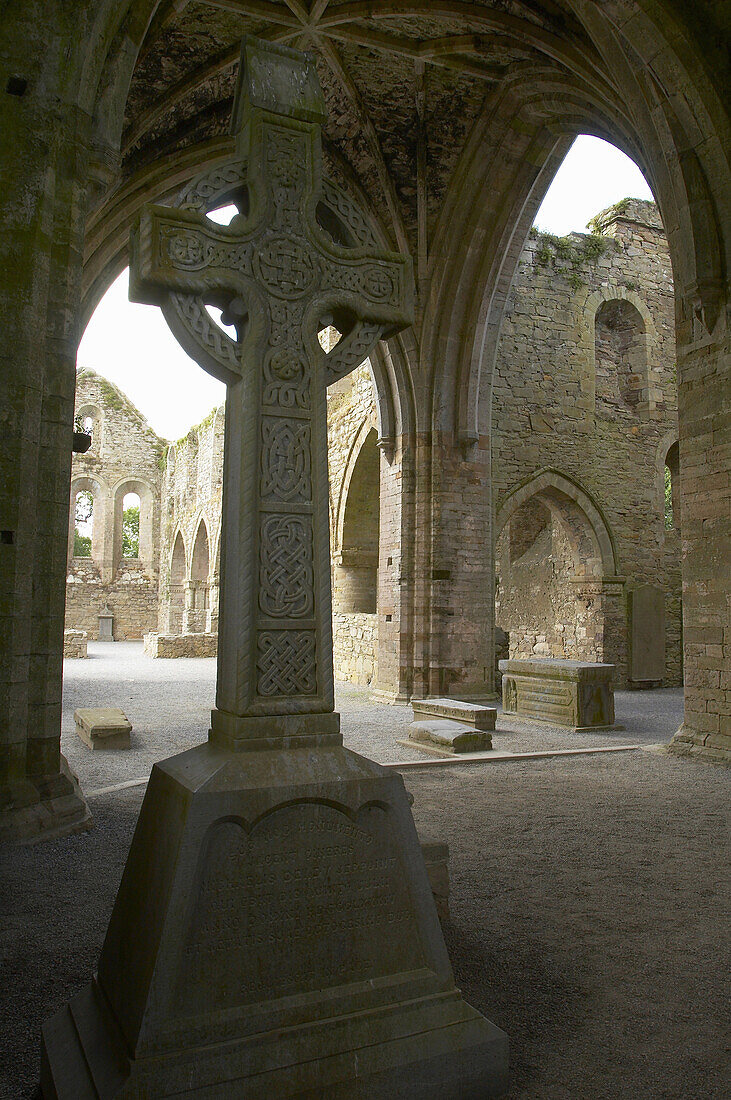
[498,658,620,731]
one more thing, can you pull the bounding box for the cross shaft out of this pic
[129,37,413,749]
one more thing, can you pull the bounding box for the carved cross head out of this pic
[129,37,414,395]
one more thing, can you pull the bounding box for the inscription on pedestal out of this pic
[175,801,425,1015]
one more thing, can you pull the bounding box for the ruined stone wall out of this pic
[157,406,225,636]
[67,203,682,691]
[65,370,164,640]
[327,362,380,685]
[492,200,682,684]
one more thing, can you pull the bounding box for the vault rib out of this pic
[315,34,411,255]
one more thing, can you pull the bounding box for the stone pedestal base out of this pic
[0,756,91,845]
[41,741,508,1098]
[667,724,731,765]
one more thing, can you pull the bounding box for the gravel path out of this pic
[1,645,726,1098]
[59,643,683,794]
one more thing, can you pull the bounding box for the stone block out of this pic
[73,708,131,750]
[499,658,620,730]
[63,630,87,658]
[412,697,496,730]
[408,719,492,754]
[143,632,218,658]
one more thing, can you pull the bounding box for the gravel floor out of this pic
[58,643,683,794]
[0,645,727,1098]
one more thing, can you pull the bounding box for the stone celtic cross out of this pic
[130,37,413,750]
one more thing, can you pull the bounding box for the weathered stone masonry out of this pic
[65,370,163,640]
[68,203,682,695]
[492,200,681,686]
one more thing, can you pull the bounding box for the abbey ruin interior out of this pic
[67,198,684,694]
[1,2,728,1097]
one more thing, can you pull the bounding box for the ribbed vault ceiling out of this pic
[120,1,619,254]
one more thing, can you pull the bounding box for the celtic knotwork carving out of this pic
[163,227,210,269]
[263,347,310,408]
[326,323,383,384]
[259,514,313,618]
[266,129,306,191]
[320,178,378,249]
[261,418,311,501]
[255,235,317,299]
[178,161,246,210]
[168,292,240,373]
[257,630,317,696]
[362,265,396,301]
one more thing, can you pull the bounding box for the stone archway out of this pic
[186,518,210,633]
[494,470,626,679]
[167,530,187,636]
[332,423,380,684]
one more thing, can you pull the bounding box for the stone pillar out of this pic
[669,309,730,763]
[0,5,91,841]
[371,431,419,703]
[425,431,496,701]
[572,575,627,685]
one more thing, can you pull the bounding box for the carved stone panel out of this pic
[174,801,425,1016]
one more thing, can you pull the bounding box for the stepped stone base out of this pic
[143,631,218,658]
[0,756,92,845]
[667,725,731,765]
[41,741,507,1098]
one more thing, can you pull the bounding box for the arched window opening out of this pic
[74,404,102,452]
[334,428,380,615]
[74,490,93,557]
[168,532,186,635]
[494,476,619,671]
[121,492,141,558]
[665,441,680,530]
[186,521,211,631]
[595,298,647,410]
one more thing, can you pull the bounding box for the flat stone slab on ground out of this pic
[499,657,620,731]
[74,708,131,751]
[412,697,496,730]
[408,719,492,754]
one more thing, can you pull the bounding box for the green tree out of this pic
[122,505,140,557]
[73,530,92,557]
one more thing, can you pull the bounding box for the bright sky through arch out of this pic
[533,135,653,235]
[77,139,654,439]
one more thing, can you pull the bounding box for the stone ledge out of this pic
[143,632,218,658]
[667,725,731,766]
[412,697,496,730]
